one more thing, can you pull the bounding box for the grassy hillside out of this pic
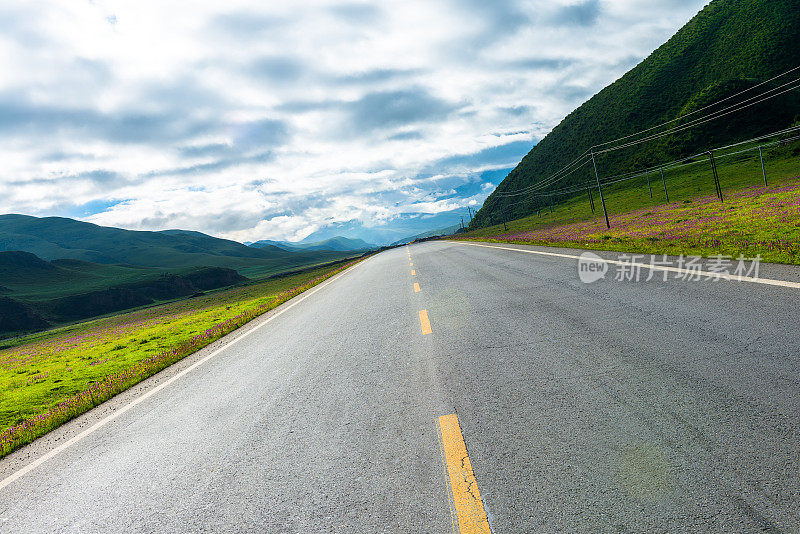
[474,0,800,227]
[0,251,250,336]
[458,149,800,264]
[0,214,352,274]
[1,251,170,301]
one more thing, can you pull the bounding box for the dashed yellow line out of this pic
[410,262,414,267]
[411,270,416,276]
[414,282,421,292]
[438,414,491,533]
[419,309,432,335]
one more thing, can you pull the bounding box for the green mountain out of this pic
[0,214,353,276]
[473,0,800,227]
[250,236,376,252]
[0,251,248,336]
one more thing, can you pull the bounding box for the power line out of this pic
[492,126,800,204]
[594,75,800,154]
[591,64,800,150]
[488,64,800,199]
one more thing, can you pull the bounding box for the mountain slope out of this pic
[0,215,353,273]
[0,250,250,335]
[473,0,800,226]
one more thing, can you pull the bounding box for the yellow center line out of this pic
[419,309,432,335]
[411,270,416,276]
[410,262,414,267]
[414,282,421,292]
[438,414,491,533]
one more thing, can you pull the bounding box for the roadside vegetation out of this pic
[458,150,800,264]
[0,258,360,459]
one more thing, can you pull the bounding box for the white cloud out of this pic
[0,0,706,243]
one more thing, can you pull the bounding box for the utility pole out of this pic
[759,145,767,187]
[591,150,610,228]
[646,169,652,199]
[460,216,465,231]
[660,167,669,202]
[501,210,508,231]
[548,194,553,215]
[708,150,723,202]
[585,181,595,213]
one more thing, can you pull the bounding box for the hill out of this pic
[0,250,250,335]
[0,214,354,276]
[249,236,376,252]
[473,0,800,227]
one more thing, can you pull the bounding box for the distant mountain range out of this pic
[0,214,355,277]
[390,224,461,245]
[249,236,376,252]
[281,207,469,246]
[0,215,371,336]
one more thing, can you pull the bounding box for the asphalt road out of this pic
[1,240,799,532]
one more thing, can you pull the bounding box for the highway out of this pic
[1,240,799,532]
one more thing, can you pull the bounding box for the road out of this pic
[1,240,799,532]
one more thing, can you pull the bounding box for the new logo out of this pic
[578,252,608,283]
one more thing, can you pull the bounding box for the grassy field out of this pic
[0,258,360,458]
[461,149,800,264]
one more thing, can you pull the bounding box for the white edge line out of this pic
[0,259,366,491]
[457,241,800,290]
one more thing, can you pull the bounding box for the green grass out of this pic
[459,151,800,263]
[0,258,360,458]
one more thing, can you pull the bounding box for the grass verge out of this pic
[0,258,360,459]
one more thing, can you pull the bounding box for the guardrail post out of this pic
[591,150,611,228]
[759,145,767,187]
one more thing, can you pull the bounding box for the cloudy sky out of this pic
[0,0,707,244]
